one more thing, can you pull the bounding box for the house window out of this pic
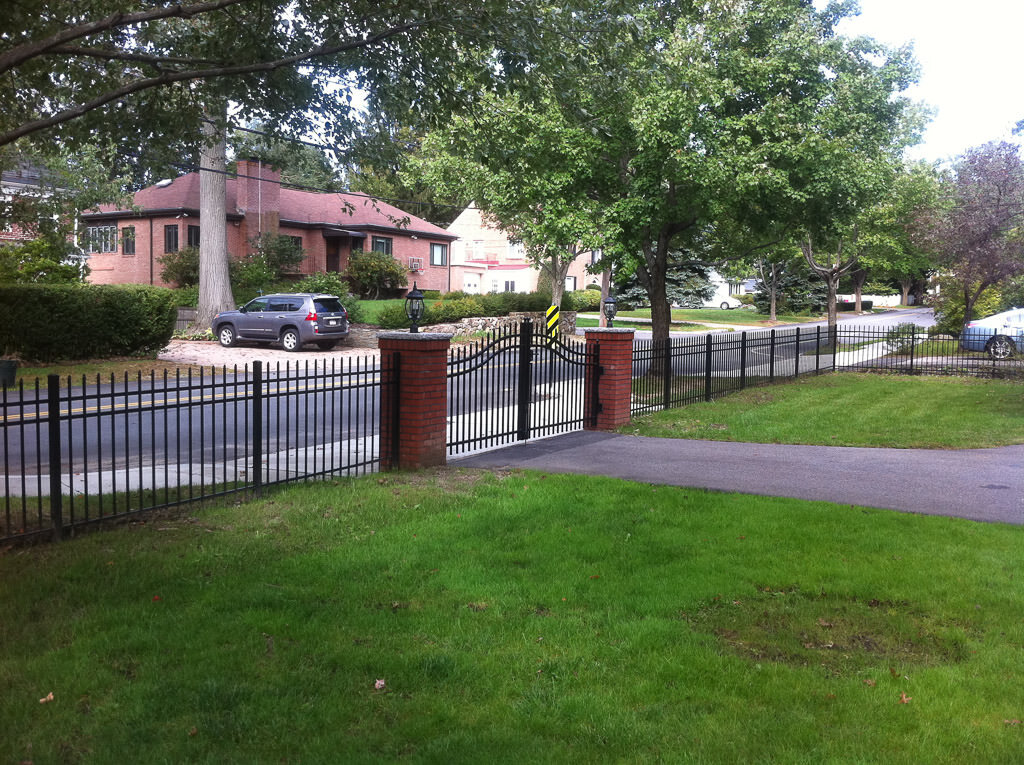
[85,225,118,254]
[122,226,136,255]
[430,243,447,266]
[164,224,179,253]
[289,235,303,250]
[371,236,392,255]
[565,275,577,292]
[590,248,602,266]
[504,280,516,293]
[187,224,201,248]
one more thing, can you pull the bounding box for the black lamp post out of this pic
[405,282,425,333]
[602,295,618,328]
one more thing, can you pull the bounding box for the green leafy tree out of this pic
[413,92,607,310]
[614,255,713,310]
[344,250,407,299]
[230,124,341,190]
[435,0,922,352]
[0,238,87,283]
[913,141,1024,331]
[3,1,593,328]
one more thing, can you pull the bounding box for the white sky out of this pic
[834,0,1024,164]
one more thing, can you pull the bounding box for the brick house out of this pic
[446,205,597,295]
[81,159,456,292]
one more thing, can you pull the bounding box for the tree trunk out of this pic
[194,118,235,329]
[599,267,610,328]
[851,269,867,312]
[899,277,912,306]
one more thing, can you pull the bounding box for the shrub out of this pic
[173,286,199,307]
[421,289,442,300]
[885,323,920,354]
[158,246,200,287]
[562,289,602,312]
[345,251,407,298]
[250,233,304,276]
[0,284,176,361]
[442,290,470,300]
[294,271,348,296]
[0,238,87,284]
[424,297,484,324]
[376,302,412,330]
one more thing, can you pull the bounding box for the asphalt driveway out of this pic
[452,430,1024,525]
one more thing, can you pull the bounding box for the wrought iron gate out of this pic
[447,320,600,456]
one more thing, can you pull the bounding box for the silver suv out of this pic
[212,293,349,351]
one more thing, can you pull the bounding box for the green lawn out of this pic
[624,373,1024,449]
[3,469,1024,764]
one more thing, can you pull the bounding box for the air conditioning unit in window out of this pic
[408,257,423,271]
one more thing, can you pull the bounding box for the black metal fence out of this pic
[1,356,384,543]
[447,320,599,457]
[631,324,1024,417]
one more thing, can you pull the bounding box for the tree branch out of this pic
[47,44,223,68]
[0,18,437,147]
[0,0,251,74]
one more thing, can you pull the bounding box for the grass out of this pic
[358,298,442,325]
[3,471,1024,763]
[624,373,1024,449]
[576,317,708,332]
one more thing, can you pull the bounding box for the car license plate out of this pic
[327,319,338,326]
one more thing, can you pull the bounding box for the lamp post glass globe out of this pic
[602,295,618,328]
[405,282,426,333]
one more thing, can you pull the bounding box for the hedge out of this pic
[0,284,177,362]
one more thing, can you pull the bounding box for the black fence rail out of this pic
[829,325,1024,379]
[631,323,1024,418]
[447,320,598,456]
[632,326,833,416]
[1,356,384,544]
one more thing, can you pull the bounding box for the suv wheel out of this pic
[217,325,236,347]
[987,335,1015,360]
[281,328,301,352]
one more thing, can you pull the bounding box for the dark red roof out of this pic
[89,172,454,239]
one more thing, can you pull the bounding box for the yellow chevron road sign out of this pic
[545,305,559,345]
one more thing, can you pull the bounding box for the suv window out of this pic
[243,298,268,313]
[314,298,344,313]
[269,299,302,311]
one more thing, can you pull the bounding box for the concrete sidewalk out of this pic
[452,430,1024,525]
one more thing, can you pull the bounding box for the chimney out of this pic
[235,158,281,247]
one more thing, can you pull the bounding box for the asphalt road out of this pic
[453,429,1024,525]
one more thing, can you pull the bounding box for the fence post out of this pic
[769,329,776,383]
[661,339,672,409]
[704,334,713,402]
[378,331,452,470]
[47,374,63,541]
[583,328,635,430]
[815,326,821,375]
[793,327,800,378]
[252,361,263,497]
[740,331,747,390]
[517,320,533,441]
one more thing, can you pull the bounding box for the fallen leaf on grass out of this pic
[39,692,54,704]
[374,679,386,690]
[899,692,912,704]
[863,679,876,687]
[1004,719,1021,726]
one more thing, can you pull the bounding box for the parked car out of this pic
[212,293,349,351]
[959,307,1024,359]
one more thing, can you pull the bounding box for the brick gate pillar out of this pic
[584,328,635,431]
[378,332,452,470]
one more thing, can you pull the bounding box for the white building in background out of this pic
[446,206,597,294]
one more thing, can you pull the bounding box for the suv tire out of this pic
[281,328,301,352]
[217,325,236,348]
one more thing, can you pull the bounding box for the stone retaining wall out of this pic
[423,311,578,336]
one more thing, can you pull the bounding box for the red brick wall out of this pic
[378,333,452,469]
[584,329,635,431]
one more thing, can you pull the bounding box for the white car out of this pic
[960,308,1024,359]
